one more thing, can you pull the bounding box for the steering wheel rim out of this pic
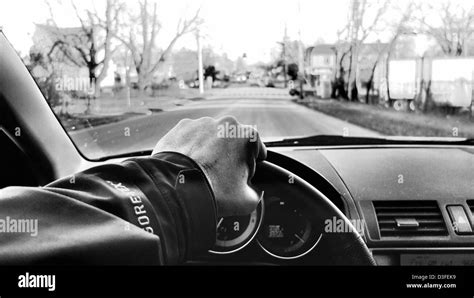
[253,160,376,266]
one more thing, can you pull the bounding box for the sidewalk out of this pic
[60,87,293,117]
[61,92,200,117]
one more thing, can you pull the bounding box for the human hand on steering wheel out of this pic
[153,116,266,218]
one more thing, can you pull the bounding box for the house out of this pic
[304,44,336,98]
[305,42,388,99]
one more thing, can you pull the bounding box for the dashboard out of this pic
[195,145,474,266]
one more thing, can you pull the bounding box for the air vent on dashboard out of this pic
[373,201,448,238]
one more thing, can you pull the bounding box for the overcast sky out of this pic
[0,0,354,63]
[0,0,469,63]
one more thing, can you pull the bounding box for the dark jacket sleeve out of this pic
[0,152,217,265]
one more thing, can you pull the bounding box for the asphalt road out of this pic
[70,97,378,159]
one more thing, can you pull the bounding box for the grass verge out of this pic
[298,98,474,139]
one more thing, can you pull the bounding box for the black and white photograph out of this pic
[0,0,474,296]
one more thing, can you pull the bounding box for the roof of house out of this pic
[306,42,389,57]
[306,44,336,56]
[34,23,86,38]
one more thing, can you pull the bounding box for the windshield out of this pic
[1,0,474,159]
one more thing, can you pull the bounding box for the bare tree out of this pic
[414,1,474,56]
[44,0,123,97]
[113,0,202,94]
[363,41,385,104]
[365,2,415,104]
[330,28,351,100]
[345,0,390,101]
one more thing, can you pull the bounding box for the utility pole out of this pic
[196,30,204,94]
[281,23,288,88]
[125,49,131,108]
[347,0,361,101]
[470,71,473,119]
[297,0,305,99]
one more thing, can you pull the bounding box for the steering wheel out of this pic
[252,160,376,266]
